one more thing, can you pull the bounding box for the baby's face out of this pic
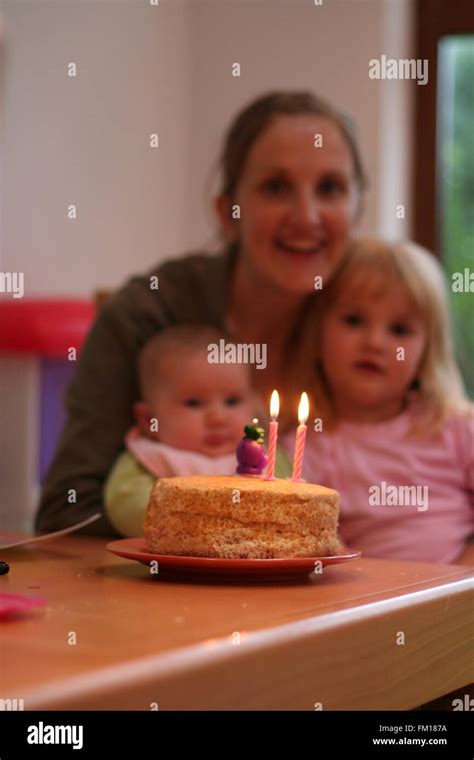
[145,354,255,457]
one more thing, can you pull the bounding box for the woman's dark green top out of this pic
[35,248,235,536]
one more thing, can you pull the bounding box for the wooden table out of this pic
[1,535,473,710]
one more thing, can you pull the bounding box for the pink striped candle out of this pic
[264,390,279,480]
[289,392,309,482]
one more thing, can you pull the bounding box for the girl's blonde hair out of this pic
[306,237,469,434]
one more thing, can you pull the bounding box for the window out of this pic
[415,0,474,398]
[437,36,474,396]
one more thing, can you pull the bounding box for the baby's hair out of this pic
[137,324,242,404]
[311,237,469,434]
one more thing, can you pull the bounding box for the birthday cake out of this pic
[144,474,342,559]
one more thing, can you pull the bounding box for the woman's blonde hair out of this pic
[305,237,469,434]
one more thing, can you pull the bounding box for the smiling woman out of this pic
[36,90,368,536]
[215,105,366,298]
[214,95,368,413]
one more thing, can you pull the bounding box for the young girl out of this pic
[284,238,474,565]
[104,325,291,537]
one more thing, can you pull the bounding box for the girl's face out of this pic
[320,284,426,422]
[216,115,361,294]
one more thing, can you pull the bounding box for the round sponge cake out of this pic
[144,474,342,559]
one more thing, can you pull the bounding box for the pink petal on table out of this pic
[0,593,46,619]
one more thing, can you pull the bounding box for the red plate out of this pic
[106,538,361,581]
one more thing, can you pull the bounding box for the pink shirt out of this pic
[283,411,474,563]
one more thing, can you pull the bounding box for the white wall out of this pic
[1,0,193,295]
[377,0,414,238]
[1,0,414,297]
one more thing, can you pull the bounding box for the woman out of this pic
[36,90,367,535]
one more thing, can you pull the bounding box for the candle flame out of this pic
[297,392,309,424]
[270,389,279,420]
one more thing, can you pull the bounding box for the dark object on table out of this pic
[0,561,10,575]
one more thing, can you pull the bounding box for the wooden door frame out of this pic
[414,0,473,254]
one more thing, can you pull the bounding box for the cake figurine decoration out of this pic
[236,417,268,476]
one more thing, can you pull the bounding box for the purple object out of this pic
[236,421,268,476]
[39,358,76,482]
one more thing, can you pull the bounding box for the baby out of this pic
[104,325,259,536]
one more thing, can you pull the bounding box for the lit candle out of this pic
[289,392,309,482]
[264,390,279,480]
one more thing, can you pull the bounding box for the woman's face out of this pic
[217,115,361,294]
